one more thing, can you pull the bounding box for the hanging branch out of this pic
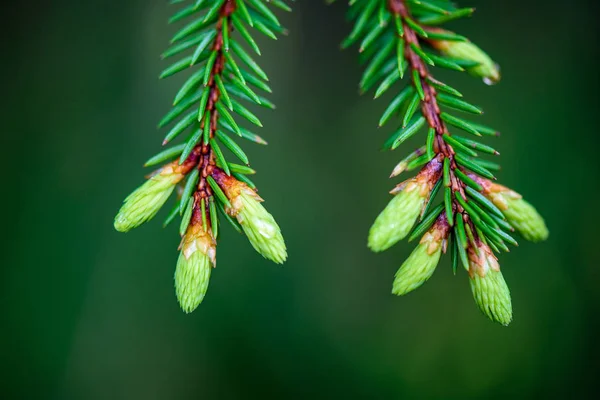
[114,0,292,313]
[342,0,548,325]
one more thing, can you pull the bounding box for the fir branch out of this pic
[344,0,548,325]
[115,0,291,313]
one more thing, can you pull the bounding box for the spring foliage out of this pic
[115,0,291,313]
[113,0,548,323]
[340,0,548,325]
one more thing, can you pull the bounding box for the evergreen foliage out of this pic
[340,0,548,325]
[115,0,291,313]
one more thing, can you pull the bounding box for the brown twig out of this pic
[388,0,469,223]
[189,0,238,227]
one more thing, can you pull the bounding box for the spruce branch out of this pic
[114,0,291,313]
[342,0,548,325]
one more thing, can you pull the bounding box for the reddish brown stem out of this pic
[189,0,237,227]
[388,0,468,219]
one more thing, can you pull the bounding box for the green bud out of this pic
[468,243,512,326]
[231,189,287,264]
[392,222,445,295]
[432,39,500,85]
[470,271,512,326]
[503,197,548,242]
[175,225,216,313]
[487,187,549,242]
[114,166,183,232]
[175,250,212,313]
[368,181,426,252]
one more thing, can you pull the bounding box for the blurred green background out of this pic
[2,0,599,398]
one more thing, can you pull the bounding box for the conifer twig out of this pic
[114,0,291,313]
[341,0,548,325]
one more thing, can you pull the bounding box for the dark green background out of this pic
[2,0,599,398]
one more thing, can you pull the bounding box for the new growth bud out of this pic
[485,183,549,242]
[368,184,423,252]
[216,172,287,264]
[175,222,216,313]
[430,37,500,85]
[468,242,512,326]
[392,215,450,296]
[369,157,442,252]
[233,190,287,264]
[114,162,185,232]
